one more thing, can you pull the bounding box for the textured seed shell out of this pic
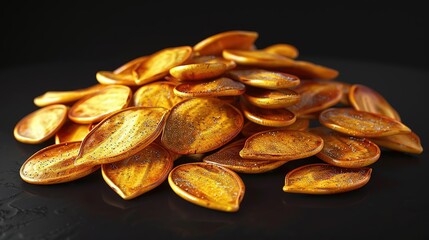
[263,43,299,59]
[370,132,423,154]
[134,46,193,85]
[288,80,343,116]
[96,71,139,86]
[174,77,246,97]
[239,130,324,161]
[133,81,185,109]
[228,69,300,90]
[223,49,295,68]
[101,143,173,200]
[33,84,105,107]
[203,139,287,173]
[193,30,258,56]
[55,121,90,144]
[14,104,68,144]
[309,127,380,168]
[168,162,245,212]
[74,107,169,166]
[68,85,132,124]
[240,98,296,127]
[241,118,309,137]
[283,163,372,194]
[243,87,300,109]
[319,108,411,137]
[161,98,243,154]
[20,141,99,184]
[349,84,401,121]
[169,63,227,81]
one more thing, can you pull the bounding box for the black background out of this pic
[1,1,429,240]
[1,1,428,70]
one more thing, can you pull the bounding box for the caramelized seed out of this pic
[278,60,339,80]
[241,118,309,137]
[370,132,423,154]
[243,87,300,109]
[240,98,296,127]
[319,108,411,137]
[173,77,246,97]
[288,80,343,116]
[14,104,68,144]
[240,130,324,161]
[55,121,90,144]
[74,107,169,166]
[68,85,132,124]
[133,81,185,109]
[113,56,148,74]
[223,49,295,68]
[168,162,245,212]
[102,143,173,200]
[309,127,380,168]
[169,63,227,81]
[228,69,300,89]
[283,163,372,194]
[203,139,287,173]
[96,71,139,86]
[263,43,299,59]
[20,141,99,184]
[193,30,258,56]
[161,98,243,154]
[192,55,237,70]
[349,84,401,121]
[134,46,193,85]
[33,84,105,107]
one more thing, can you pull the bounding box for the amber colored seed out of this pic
[239,129,324,161]
[319,108,411,137]
[203,139,287,174]
[288,80,343,116]
[173,77,246,98]
[14,104,68,144]
[240,98,296,127]
[20,141,99,184]
[309,127,380,168]
[161,97,243,154]
[334,81,351,106]
[283,163,372,194]
[133,81,185,109]
[193,30,258,56]
[68,85,132,124]
[96,71,139,86]
[74,107,169,167]
[113,56,148,75]
[134,46,193,85]
[191,55,237,70]
[263,43,299,59]
[101,142,173,200]
[370,132,423,154]
[349,84,401,121]
[223,49,295,68]
[168,162,245,212]
[243,86,301,109]
[241,118,309,137]
[55,121,90,144]
[228,69,300,90]
[278,60,339,80]
[33,84,106,107]
[169,62,227,81]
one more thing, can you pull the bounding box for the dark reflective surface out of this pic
[1,58,428,239]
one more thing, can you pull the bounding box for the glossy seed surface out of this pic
[33,85,105,107]
[193,30,258,56]
[240,130,324,161]
[169,63,227,81]
[168,162,245,212]
[240,98,296,127]
[133,81,185,109]
[243,87,300,108]
[283,163,372,194]
[203,139,287,173]
[55,121,90,144]
[74,107,169,166]
[102,143,173,200]
[370,132,423,154]
[20,141,99,184]
[263,43,299,59]
[223,49,295,68]
[14,104,68,144]
[174,77,246,97]
[319,108,411,137]
[309,127,380,168]
[68,85,132,124]
[228,69,300,89]
[241,118,309,137]
[161,98,243,154]
[96,71,139,86]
